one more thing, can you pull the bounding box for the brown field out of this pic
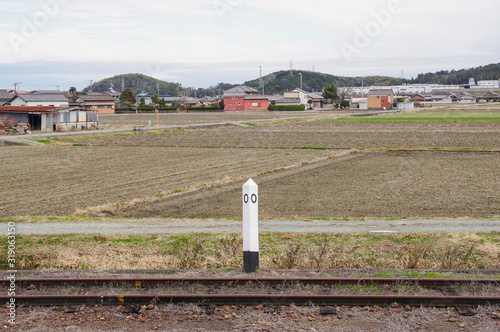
[98,111,341,128]
[73,120,500,149]
[2,108,500,219]
[123,150,500,219]
[0,146,337,217]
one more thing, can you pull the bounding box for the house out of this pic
[0,106,97,132]
[275,92,302,106]
[292,88,311,106]
[0,90,14,106]
[456,92,476,103]
[267,95,284,105]
[9,94,69,107]
[291,89,326,109]
[481,91,500,100]
[224,85,268,111]
[367,89,394,109]
[431,91,455,103]
[71,94,116,114]
[307,92,324,109]
[410,93,432,102]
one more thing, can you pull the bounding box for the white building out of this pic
[9,94,69,107]
[345,83,463,96]
[292,88,311,107]
[475,80,500,89]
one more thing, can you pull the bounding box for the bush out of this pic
[340,101,350,109]
[186,106,219,111]
[268,104,305,111]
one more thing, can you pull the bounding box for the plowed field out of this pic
[2,108,500,219]
[0,146,336,217]
[122,150,500,219]
[75,121,500,149]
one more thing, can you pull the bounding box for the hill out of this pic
[244,70,409,94]
[83,74,237,98]
[83,74,183,96]
[410,63,500,85]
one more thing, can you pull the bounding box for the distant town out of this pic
[0,74,499,134]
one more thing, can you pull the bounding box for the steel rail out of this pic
[2,294,499,307]
[2,277,499,288]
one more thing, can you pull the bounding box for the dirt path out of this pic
[5,218,500,235]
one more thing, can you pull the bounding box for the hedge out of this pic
[268,104,305,111]
[186,106,219,111]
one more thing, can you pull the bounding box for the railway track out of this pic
[2,277,499,310]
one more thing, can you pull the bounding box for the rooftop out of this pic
[0,106,61,113]
[15,94,69,102]
[75,95,116,102]
[368,89,394,96]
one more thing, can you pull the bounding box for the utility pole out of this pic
[259,66,264,95]
[156,82,160,95]
[14,82,21,92]
[121,77,125,92]
[299,73,302,90]
[90,80,93,93]
[290,60,293,76]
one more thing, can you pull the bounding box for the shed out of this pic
[0,106,98,132]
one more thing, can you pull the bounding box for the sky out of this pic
[0,0,498,91]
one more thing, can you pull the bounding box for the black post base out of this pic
[243,251,259,273]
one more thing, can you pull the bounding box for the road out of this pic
[5,219,500,235]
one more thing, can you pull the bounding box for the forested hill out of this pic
[244,70,409,94]
[83,74,183,96]
[410,63,500,85]
[82,74,236,97]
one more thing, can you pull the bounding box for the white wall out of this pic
[10,96,68,107]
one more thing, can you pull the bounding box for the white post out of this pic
[243,178,259,273]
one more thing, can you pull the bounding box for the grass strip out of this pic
[324,117,500,122]
[1,232,498,271]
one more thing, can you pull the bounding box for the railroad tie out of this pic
[440,286,476,316]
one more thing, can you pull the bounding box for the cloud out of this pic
[0,0,498,89]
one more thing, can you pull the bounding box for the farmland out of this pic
[0,106,499,219]
[97,110,342,128]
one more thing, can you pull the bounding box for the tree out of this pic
[139,97,146,107]
[120,88,136,106]
[307,99,313,110]
[322,82,338,108]
[151,94,160,105]
[337,87,353,108]
[69,87,77,95]
[158,99,166,107]
[219,100,224,109]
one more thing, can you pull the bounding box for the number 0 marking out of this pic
[244,194,257,203]
[251,194,257,203]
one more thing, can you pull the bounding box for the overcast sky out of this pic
[0,0,498,91]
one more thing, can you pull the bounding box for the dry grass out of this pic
[1,232,499,271]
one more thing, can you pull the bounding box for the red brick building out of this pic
[224,85,268,111]
[367,89,394,109]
